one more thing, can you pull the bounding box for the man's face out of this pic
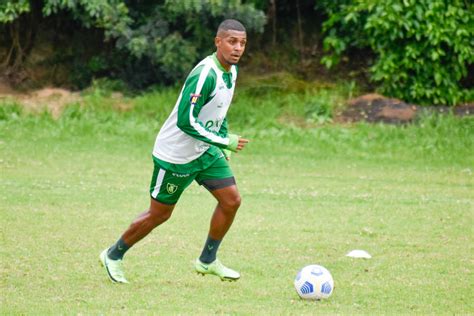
[215,30,247,67]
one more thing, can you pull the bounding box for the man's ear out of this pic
[215,36,221,48]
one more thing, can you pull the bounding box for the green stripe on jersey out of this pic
[152,54,238,165]
[176,64,230,148]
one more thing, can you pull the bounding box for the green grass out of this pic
[0,88,473,314]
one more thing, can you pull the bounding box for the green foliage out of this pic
[227,73,356,129]
[113,0,266,85]
[302,90,335,124]
[0,0,29,23]
[42,0,132,38]
[1,0,265,88]
[0,99,22,121]
[320,0,474,105]
[164,0,266,34]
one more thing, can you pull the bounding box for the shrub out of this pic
[320,0,474,105]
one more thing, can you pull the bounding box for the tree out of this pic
[1,0,36,70]
[1,0,265,88]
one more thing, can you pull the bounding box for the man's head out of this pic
[215,19,247,70]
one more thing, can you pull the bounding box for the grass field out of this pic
[1,89,473,314]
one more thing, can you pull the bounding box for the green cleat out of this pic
[99,249,129,284]
[195,258,240,281]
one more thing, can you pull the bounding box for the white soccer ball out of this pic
[294,264,334,300]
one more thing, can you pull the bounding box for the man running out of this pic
[100,19,249,283]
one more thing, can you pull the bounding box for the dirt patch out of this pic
[0,81,132,118]
[0,82,20,95]
[24,88,81,118]
[337,94,473,124]
[0,85,81,119]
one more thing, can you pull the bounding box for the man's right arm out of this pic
[176,65,239,151]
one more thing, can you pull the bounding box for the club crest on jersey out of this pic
[166,183,178,194]
[190,94,201,105]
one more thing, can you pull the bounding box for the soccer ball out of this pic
[294,264,334,300]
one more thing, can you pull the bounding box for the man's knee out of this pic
[148,199,175,225]
[221,194,241,210]
[151,209,172,224]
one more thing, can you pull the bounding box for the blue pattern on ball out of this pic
[300,281,314,294]
[310,267,323,276]
[321,281,332,294]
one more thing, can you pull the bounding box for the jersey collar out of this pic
[212,53,232,73]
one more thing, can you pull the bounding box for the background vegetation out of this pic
[320,0,474,105]
[1,0,473,105]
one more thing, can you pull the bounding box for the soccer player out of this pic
[99,19,249,283]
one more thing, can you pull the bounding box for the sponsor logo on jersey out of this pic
[190,93,201,105]
[166,183,178,194]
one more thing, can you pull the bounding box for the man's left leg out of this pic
[195,182,242,281]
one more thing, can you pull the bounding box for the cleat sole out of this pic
[194,259,240,281]
[222,277,238,282]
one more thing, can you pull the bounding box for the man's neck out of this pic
[213,53,231,72]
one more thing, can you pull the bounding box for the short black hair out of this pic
[217,19,246,35]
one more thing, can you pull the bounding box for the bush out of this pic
[1,0,265,89]
[320,0,473,105]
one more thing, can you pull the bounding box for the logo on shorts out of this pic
[167,183,178,194]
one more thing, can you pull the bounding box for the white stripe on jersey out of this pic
[151,168,166,199]
[189,102,229,145]
[188,63,229,146]
[195,64,210,95]
[152,55,237,164]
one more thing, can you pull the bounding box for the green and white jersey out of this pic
[153,53,238,165]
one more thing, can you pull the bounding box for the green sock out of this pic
[107,237,130,260]
[199,236,221,264]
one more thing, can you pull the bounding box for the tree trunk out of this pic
[269,0,277,47]
[296,0,304,62]
[10,20,23,68]
[1,9,38,84]
[24,0,41,57]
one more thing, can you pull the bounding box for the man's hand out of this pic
[236,137,249,151]
[227,134,249,153]
[222,149,232,161]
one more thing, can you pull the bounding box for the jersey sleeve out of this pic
[176,65,231,149]
[218,118,228,137]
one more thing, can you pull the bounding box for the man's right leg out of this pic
[100,199,175,283]
[100,159,194,283]
[122,199,175,246]
[195,184,242,281]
